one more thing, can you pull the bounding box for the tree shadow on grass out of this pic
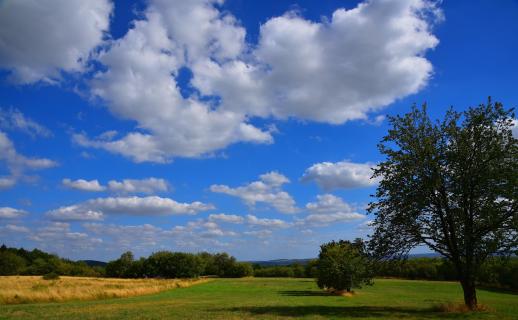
[278,290,332,296]
[220,306,471,319]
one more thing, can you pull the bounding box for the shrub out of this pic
[42,272,60,280]
[317,239,373,292]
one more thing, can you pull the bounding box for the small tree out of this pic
[317,239,373,292]
[105,251,134,278]
[368,99,517,310]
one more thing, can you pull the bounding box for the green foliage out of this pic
[229,262,254,278]
[254,266,295,277]
[42,272,60,280]
[0,244,102,277]
[317,239,373,292]
[252,260,318,278]
[368,99,518,309]
[477,257,518,290]
[0,251,26,275]
[211,253,237,277]
[104,250,248,279]
[304,259,319,278]
[105,251,135,278]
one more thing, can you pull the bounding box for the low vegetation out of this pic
[0,276,208,304]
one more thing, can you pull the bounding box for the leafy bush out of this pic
[317,239,373,292]
[42,272,60,280]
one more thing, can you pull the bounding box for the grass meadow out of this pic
[0,277,516,319]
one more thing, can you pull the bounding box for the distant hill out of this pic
[79,260,107,267]
[247,258,314,266]
[247,253,441,266]
[408,253,441,259]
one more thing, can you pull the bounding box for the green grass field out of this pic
[0,278,516,320]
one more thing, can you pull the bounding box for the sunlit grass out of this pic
[0,278,516,319]
[0,276,208,304]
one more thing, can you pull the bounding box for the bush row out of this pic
[105,251,253,278]
[252,261,318,278]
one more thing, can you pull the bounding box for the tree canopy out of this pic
[368,99,518,309]
[317,239,373,292]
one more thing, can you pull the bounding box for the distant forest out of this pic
[1,245,516,290]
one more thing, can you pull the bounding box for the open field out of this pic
[0,278,517,319]
[0,276,208,304]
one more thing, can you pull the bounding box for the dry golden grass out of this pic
[0,276,209,304]
[326,288,356,297]
[431,302,493,313]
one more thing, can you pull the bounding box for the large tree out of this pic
[368,99,517,310]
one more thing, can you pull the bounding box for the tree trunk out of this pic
[460,278,477,310]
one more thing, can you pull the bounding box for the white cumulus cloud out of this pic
[1,224,30,233]
[62,177,169,194]
[210,171,298,214]
[246,214,291,228]
[46,196,214,221]
[208,213,245,224]
[300,194,365,226]
[0,0,112,84]
[107,178,169,194]
[74,0,440,162]
[62,179,106,192]
[301,160,379,190]
[0,207,28,219]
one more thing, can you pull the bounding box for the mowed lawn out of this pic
[0,278,516,320]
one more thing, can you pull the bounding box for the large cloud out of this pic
[76,0,440,162]
[210,171,298,214]
[301,160,379,190]
[0,0,112,84]
[46,196,214,221]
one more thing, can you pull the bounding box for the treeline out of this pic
[0,245,103,277]
[2,244,516,290]
[376,257,518,290]
[254,257,518,290]
[253,260,318,278]
[105,251,253,278]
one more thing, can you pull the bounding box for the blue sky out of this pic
[0,0,517,261]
